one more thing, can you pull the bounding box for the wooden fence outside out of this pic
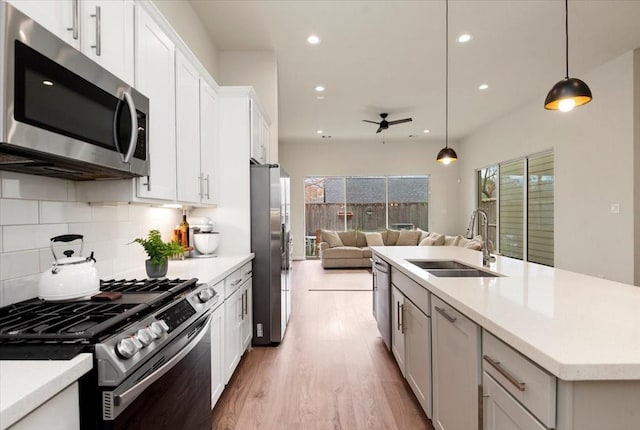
[305,202,429,235]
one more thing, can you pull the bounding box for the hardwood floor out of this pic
[211,260,434,430]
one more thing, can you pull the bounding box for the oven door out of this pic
[100,313,212,430]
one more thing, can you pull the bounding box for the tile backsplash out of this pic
[0,172,183,306]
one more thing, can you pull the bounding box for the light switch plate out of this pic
[610,203,620,214]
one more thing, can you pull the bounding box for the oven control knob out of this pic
[115,337,141,359]
[150,320,169,337]
[136,328,154,347]
[197,287,215,303]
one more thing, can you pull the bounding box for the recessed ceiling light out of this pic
[42,80,54,86]
[478,84,489,90]
[315,85,325,92]
[317,95,325,100]
[316,130,323,134]
[307,35,320,45]
[423,129,430,133]
[457,34,472,43]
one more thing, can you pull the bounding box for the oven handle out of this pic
[114,312,212,409]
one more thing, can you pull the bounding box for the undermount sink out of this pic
[408,260,475,270]
[408,260,502,278]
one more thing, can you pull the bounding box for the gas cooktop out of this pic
[0,278,199,359]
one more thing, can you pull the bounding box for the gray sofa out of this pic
[319,229,486,269]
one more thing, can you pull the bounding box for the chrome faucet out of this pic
[465,208,496,267]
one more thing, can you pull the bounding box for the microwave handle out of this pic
[122,92,138,164]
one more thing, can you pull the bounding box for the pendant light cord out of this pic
[445,0,449,148]
[565,0,569,78]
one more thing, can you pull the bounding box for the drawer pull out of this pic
[435,306,457,323]
[231,279,242,286]
[483,355,526,392]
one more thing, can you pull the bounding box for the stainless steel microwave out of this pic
[0,2,149,181]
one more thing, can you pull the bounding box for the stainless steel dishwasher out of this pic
[372,255,391,350]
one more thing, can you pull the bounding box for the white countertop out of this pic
[372,246,640,381]
[0,354,93,429]
[0,253,253,428]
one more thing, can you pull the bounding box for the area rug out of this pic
[296,260,373,291]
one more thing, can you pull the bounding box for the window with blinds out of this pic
[527,153,554,266]
[499,160,525,260]
[479,151,554,266]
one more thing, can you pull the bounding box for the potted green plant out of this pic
[131,230,184,278]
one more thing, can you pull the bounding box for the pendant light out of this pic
[437,0,458,164]
[544,0,592,112]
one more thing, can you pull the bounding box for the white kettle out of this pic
[38,234,100,301]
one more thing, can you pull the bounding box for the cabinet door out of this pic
[432,295,481,430]
[8,0,79,48]
[175,50,202,204]
[260,116,269,164]
[210,304,225,409]
[483,372,547,430]
[250,99,263,163]
[405,300,432,419]
[199,79,219,205]
[391,286,406,376]
[81,0,134,84]
[224,286,242,383]
[241,279,253,351]
[135,7,176,200]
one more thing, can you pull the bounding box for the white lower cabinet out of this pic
[483,372,547,430]
[404,299,432,418]
[209,299,225,409]
[391,286,406,375]
[224,285,242,384]
[431,295,481,430]
[391,282,432,418]
[223,262,253,383]
[9,383,79,430]
[240,278,253,352]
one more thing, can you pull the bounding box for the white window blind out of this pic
[527,153,554,266]
[499,160,524,260]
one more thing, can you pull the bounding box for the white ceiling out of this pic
[189,0,640,145]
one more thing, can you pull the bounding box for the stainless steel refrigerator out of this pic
[250,164,292,345]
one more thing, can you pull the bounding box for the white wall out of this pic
[219,51,279,162]
[458,51,636,284]
[0,172,181,306]
[279,139,461,260]
[152,0,220,80]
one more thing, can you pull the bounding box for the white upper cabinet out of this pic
[134,5,176,201]
[250,99,270,165]
[8,0,134,84]
[175,51,219,206]
[199,79,220,205]
[80,0,134,84]
[175,50,202,204]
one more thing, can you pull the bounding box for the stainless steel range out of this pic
[0,278,218,430]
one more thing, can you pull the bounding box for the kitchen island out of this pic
[372,246,640,430]
[0,254,253,430]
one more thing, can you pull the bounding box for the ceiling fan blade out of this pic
[376,126,383,133]
[363,120,380,124]
[388,118,413,126]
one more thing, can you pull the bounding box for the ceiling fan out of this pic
[362,113,413,133]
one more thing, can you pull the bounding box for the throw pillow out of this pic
[385,229,401,246]
[338,230,357,247]
[355,231,368,247]
[444,235,461,246]
[428,232,445,246]
[463,240,483,251]
[364,232,384,246]
[396,230,422,246]
[419,236,436,246]
[321,230,343,248]
[416,228,430,242]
